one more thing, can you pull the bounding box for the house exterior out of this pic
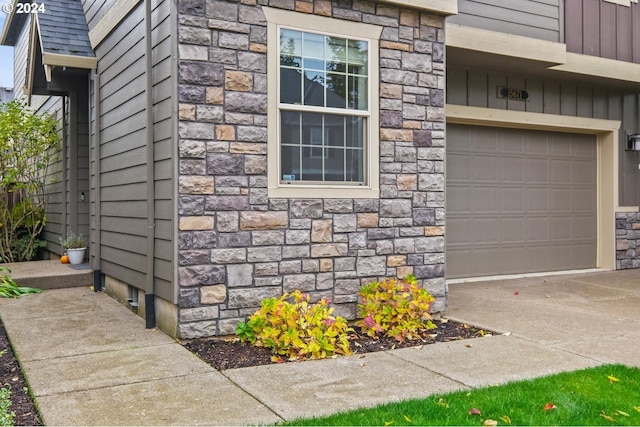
[0,87,13,102]
[1,0,639,339]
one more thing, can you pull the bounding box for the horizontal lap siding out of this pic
[12,17,30,99]
[152,0,175,300]
[40,97,65,253]
[448,0,561,42]
[565,0,639,64]
[447,66,640,207]
[96,3,148,290]
[94,0,174,301]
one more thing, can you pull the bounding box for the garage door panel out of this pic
[501,188,524,212]
[525,188,549,212]
[446,124,597,279]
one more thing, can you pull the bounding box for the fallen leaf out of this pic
[514,291,520,296]
[545,295,550,298]
[469,408,482,416]
[384,421,393,426]
[499,415,511,425]
[615,410,629,417]
[465,344,473,348]
[484,419,498,426]
[360,363,366,367]
[440,318,449,324]
[503,332,511,336]
[600,411,616,422]
[403,415,413,423]
[415,345,425,350]
[608,375,621,383]
[436,398,449,408]
[543,403,557,411]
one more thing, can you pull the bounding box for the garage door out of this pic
[446,124,597,279]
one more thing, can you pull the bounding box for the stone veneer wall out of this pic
[616,212,640,269]
[176,0,446,338]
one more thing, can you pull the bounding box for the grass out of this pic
[283,364,640,426]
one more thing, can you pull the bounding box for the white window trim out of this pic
[264,7,382,199]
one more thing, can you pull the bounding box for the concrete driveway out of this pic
[445,269,640,368]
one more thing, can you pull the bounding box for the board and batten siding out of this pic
[447,67,640,207]
[92,0,174,301]
[565,0,640,63]
[447,0,562,42]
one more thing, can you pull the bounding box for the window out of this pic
[264,7,381,198]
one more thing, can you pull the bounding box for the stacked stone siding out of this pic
[177,0,446,338]
[616,212,640,269]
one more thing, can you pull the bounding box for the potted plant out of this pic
[60,231,86,265]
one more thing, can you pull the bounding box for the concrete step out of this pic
[2,260,93,290]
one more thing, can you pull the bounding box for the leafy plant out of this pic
[0,100,57,262]
[356,274,436,342]
[59,231,85,250]
[0,267,42,298]
[0,385,14,426]
[236,290,352,361]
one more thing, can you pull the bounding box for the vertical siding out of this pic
[565,0,640,64]
[93,0,174,301]
[447,67,640,206]
[447,0,562,42]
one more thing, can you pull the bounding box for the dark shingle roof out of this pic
[38,0,95,58]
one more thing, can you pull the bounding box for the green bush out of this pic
[236,290,352,362]
[356,274,436,342]
[0,100,57,262]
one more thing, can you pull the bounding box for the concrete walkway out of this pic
[0,269,638,425]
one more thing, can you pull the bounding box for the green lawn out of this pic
[283,364,640,426]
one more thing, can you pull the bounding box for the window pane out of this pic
[281,145,300,181]
[348,75,367,110]
[303,32,324,59]
[281,111,301,144]
[280,69,302,104]
[301,147,323,181]
[324,148,345,181]
[325,115,345,147]
[345,116,364,147]
[326,37,346,63]
[326,73,346,108]
[348,40,368,74]
[304,71,325,106]
[280,29,301,56]
[345,149,364,181]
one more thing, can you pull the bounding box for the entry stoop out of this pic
[2,260,93,290]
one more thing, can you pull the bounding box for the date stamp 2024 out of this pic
[2,2,45,14]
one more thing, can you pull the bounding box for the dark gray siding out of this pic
[40,96,65,253]
[93,0,174,301]
[447,0,562,42]
[447,66,640,207]
[565,0,640,63]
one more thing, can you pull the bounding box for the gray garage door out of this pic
[446,124,597,279]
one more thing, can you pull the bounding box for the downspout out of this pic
[91,72,102,292]
[61,95,68,244]
[144,0,157,329]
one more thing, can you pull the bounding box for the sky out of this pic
[0,11,14,88]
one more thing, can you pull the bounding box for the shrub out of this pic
[356,274,436,342]
[0,100,57,262]
[236,290,352,362]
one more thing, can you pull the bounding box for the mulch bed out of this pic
[0,321,41,426]
[183,319,489,370]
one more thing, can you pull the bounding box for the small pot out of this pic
[66,248,86,265]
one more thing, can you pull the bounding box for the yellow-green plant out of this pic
[236,290,352,362]
[0,267,41,298]
[356,274,436,342]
